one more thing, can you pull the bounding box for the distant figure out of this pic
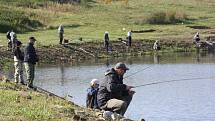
[153,40,161,50]
[58,25,64,44]
[13,40,24,85]
[6,31,12,50]
[127,30,132,47]
[86,79,99,109]
[104,31,109,52]
[193,32,200,43]
[10,31,17,52]
[24,37,39,89]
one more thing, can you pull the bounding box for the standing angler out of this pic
[58,24,64,44]
[6,31,12,50]
[14,40,24,85]
[24,37,39,89]
[97,62,135,116]
[127,30,132,47]
[104,31,109,52]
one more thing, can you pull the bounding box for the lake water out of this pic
[33,52,215,121]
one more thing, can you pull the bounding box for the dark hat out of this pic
[115,62,129,70]
[16,40,22,46]
[29,36,36,41]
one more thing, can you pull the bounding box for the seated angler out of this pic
[86,79,100,109]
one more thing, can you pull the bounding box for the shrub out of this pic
[134,10,188,25]
[0,7,43,33]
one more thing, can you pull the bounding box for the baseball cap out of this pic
[115,62,129,70]
[29,36,36,41]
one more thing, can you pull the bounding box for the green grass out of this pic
[0,82,98,121]
[0,0,215,46]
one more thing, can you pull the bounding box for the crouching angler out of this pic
[97,62,135,116]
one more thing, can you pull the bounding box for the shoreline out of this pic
[0,39,197,64]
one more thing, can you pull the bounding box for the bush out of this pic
[0,7,43,33]
[134,10,187,25]
[0,0,51,8]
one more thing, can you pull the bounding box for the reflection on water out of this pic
[33,52,215,120]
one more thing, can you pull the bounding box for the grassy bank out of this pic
[0,0,215,45]
[0,82,99,121]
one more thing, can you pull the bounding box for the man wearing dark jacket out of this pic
[24,37,38,88]
[97,62,135,116]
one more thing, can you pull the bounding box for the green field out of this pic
[0,0,215,46]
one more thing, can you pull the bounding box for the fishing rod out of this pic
[124,65,153,79]
[124,57,167,79]
[81,55,165,84]
[134,76,215,88]
[34,86,73,100]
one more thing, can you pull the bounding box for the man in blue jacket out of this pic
[97,62,135,116]
[24,37,38,89]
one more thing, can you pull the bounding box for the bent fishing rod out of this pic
[124,57,168,79]
[133,76,215,88]
[124,65,153,79]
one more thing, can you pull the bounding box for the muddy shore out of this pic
[0,39,196,65]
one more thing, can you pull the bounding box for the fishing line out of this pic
[134,76,215,88]
[124,56,169,79]
[124,65,153,79]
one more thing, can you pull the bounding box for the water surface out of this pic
[34,52,215,120]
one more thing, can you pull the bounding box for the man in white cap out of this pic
[97,62,135,116]
[86,79,100,109]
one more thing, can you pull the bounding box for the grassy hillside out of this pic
[0,0,215,45]
[0,82,99,121]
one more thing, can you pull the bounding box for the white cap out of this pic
[105,31,108,34]
[90,79,99,86]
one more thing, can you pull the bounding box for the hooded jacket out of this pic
[97,68,128,107]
